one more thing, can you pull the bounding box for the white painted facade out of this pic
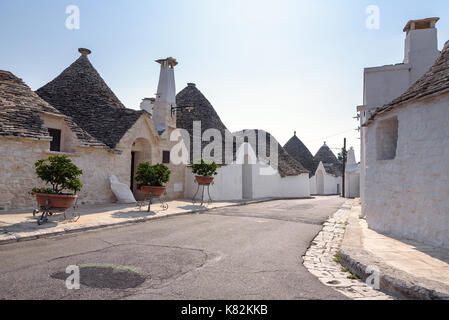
[185,162,310,201]
[184,141,311,201]
[359,18,441,215]
[311,162,341,196]
[246,163,310,199]
[344,147,360,198]
[309,176,317,195]
[363,93,449,249]
[184,164,243,201]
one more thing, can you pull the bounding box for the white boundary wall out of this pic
[184,164,243,201]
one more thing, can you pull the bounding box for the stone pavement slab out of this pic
[340,200,449,300]
[303,199,394,300]
[0,198,274,245]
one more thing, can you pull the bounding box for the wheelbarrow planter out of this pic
[35,193,77,210]
[33,194,79,225]
[140,186,166,197]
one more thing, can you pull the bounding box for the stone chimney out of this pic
[346,147,357,166]
[403,17,440,83]
[140,97,155,115]
[152,57,178,131]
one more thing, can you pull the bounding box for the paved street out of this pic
[0,196,347,300]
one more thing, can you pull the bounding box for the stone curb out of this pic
[339,204,449,300]
[0,197,283,246]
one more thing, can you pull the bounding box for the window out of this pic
[162,150,170,164]
[376,117,398,160]
[48,128,62,152]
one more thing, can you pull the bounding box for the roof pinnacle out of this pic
[78,48,91,56]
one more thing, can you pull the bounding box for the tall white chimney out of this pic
[152,57,178,132]
[403,17,440,83]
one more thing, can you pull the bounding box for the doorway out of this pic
[131,138,152,200]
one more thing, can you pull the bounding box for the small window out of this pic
[376,117,398,160]
[162,150,170,164]
[48,128,61,152]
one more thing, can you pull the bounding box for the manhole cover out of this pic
[51,263,146,289]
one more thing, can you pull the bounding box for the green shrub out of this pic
[135,162,171,187]
[31,155,83,195]
[191,159,218,177]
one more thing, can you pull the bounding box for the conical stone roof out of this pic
[284,132,318,177]
[314,143,339,164]
[176,83,308,177]
[176,83,234,164]
[314,143,342,177]
[234,129,309,177]
[36,49,143,149]
[0,70,103,146]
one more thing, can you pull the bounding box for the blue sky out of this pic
[1,0,448,159]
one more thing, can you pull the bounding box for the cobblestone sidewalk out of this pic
[303,200,394,300]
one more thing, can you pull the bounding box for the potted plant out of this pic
[191,159,218,185]
[30,155,83,209]
[135,162,171,197]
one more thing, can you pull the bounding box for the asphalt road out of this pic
[0,196,347,300]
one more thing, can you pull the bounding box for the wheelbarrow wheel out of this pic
[37,217,47,225]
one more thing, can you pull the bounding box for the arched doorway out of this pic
[131,138,152,200]
[317,170,324,195]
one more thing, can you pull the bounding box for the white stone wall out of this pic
[364,64,411,108]
[360,24,440,217]
[313,163,342,195]
[249,163,310,199]
[364,93,449,249]
[185,162,310,201]
[309,176,316,195]
[323,174,341,195]
[345,170,360,198]
[184,164,243,201]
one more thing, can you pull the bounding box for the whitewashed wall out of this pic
[249,163,310,199]
[364,64,411,108]
[184,164,243,201]
[309,176,316,195]
[313,163,342,195]
[324,174,341,195]
[361,24,440,218]
[345,171,360,198]
[364,93,449,249]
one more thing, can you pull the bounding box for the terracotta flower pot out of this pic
[140,186,166,197]
[195,176,214,185]
[35,193,77,210]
